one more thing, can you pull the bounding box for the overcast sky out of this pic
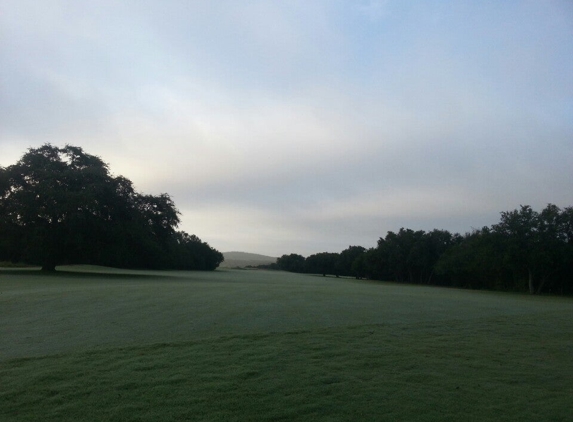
[1,1,572,257]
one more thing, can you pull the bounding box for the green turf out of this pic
[1,267,572,421]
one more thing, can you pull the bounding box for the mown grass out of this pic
[1,267,572,421]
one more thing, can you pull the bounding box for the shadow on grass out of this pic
[0,268,175,281]
[306,273,383,283]
[0,267,237,283]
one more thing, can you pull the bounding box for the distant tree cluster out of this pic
[277,205,573,295]
[0,144,223,271]
[277,245,366,278]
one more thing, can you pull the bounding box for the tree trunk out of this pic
[41,259,57,272]
[427,269,435,285]
[528,269,535,294]
[536,276,547,295]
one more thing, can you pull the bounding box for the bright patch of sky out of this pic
[1,0,572,256]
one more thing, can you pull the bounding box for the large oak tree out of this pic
[0,144,222,271]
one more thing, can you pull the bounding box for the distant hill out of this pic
[220,252,277,268]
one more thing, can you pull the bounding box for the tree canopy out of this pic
[0,144,223,271]
[275,204,573,295]
[277,253,306,273]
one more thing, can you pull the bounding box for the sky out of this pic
[1,0,572,257]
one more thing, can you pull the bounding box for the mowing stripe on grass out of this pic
[2,317,572,422]
[1,268,572,420]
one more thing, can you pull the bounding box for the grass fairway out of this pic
[1,267,572,421]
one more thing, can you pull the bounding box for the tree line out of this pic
[0,144,223,271]
[277,204,573,295]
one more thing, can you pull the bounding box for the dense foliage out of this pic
[278,205,573,295]
[0,144,223,271]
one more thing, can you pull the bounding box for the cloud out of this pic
[1,0,572,256]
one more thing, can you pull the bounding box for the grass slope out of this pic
[1,267,572,421]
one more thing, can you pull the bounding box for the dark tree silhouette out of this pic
[336,245,366,278]
[492,205,571,294]
[305,252,339,276]
[277,205,572,295]
[277,253,306,273]
[0,144,223,271]
[436,205,573,294]
[172,232,224,270]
